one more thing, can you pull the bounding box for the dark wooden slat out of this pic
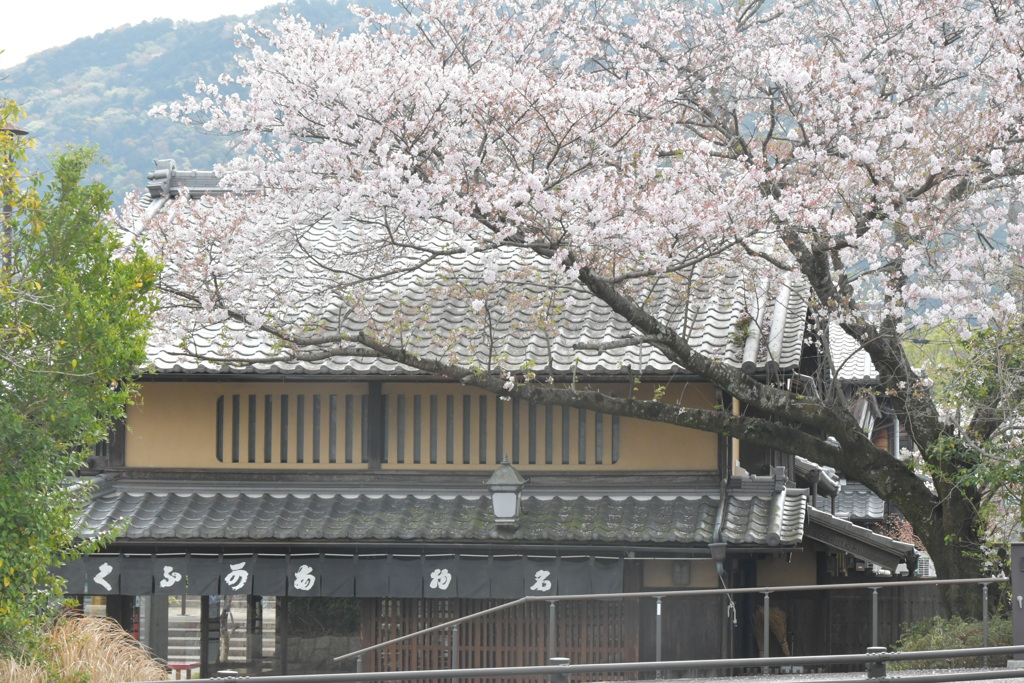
[216,396,224,462]
[312,394,321,464]
[329,395,338,464]
[280,394,289,463]
[231,394,240,463]
[248,395,257,463]
[264,395,273,463]
[366,597,633,683]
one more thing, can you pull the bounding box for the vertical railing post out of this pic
[866,646,887,679]
[983,583,990,666]
[549,656,571,683]
[355,655,362,674]
[871,587,879,648]
[655,596,663,679]
[451,623,459,674]
[548,601,557,662]
[762,591,771,665]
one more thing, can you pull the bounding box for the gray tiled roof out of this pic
[146,159,224,199]
[794,456,841,495]
[145,166,810,377]
[812,482,887,521]
[829,321,878,382]
[82,486,807,548]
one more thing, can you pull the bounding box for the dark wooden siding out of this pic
[361,597,639,683]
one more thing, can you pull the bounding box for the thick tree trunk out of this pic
[907,485,988,619]
[925,545,988,620]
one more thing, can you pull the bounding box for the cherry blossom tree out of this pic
[127,0,1024,614]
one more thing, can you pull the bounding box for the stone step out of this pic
[166,633,278,639]
[167,642,274,653]
[166,621,278,630]
[167,634,276,640]
[167,638,263,646]
[167,645,274,654]
[166,628,276,636]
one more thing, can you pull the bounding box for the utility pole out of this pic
[1,121,29,270]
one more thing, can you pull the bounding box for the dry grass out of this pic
[0,658,47,683]
[0,614,168,682]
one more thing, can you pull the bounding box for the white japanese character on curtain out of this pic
[93,562,113,592]
[293,564,316,591]
[429,568,453,590]
[531,570,553,592]
[224,562,250,591]
[159,565,183,588]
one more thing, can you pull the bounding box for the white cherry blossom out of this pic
[126,0,1024,599]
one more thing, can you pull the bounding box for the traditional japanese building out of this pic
[60,161,918,678]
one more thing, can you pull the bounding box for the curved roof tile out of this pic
[83,489,809,548]
[145,175,810,378]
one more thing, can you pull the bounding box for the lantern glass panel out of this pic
[492,491,519,520]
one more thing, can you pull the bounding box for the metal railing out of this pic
[151,576,1010,682]
[334,575,1007,672]
[151,645,1024,683]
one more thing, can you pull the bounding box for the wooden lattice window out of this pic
[386,395,619,467]
[215,393,367,465]
[215,392,620,468]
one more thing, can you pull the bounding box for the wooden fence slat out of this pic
[367,597,635,683]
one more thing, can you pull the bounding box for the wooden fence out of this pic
[362,597,639,683]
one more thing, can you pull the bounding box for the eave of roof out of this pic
[82,472,911,571]
[81,482,808,549]
[804,506,915,570]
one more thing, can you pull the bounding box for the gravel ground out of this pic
[662,666,1024,682]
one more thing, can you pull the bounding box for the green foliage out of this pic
[0,104,158,658]
[907,319,1024,566]
[891,615,1013,670]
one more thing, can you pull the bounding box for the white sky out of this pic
[0,0,283,69]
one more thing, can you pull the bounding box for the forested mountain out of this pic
[1,0,387,202]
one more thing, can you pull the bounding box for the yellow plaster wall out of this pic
[642,559,719,589]
[756,552,816,587]
[126,380,719,472]
[125,381,369,469]
[125,382,217,469]
[614,383,718,471]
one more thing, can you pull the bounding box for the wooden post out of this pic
[278,596,289,675]
[199,596,211,678]
[148,595,169,662]
[247,595,263,671]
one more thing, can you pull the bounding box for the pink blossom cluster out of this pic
[128,0,1024,369]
